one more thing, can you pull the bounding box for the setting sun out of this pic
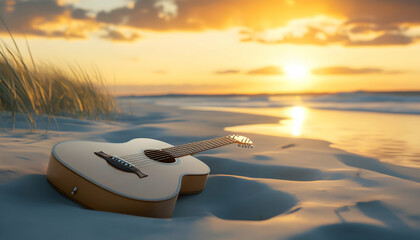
[284,64,309,79]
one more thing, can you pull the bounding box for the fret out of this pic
[162,136,236,158]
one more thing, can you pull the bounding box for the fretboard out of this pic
[161,136,236,158]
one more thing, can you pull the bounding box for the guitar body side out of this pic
[46,139,209,218]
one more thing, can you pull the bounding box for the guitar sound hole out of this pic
[144,150,176,163]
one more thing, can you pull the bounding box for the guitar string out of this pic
[117,137,234,159]
[122,144,222,165]
[130,149,216,168]
[123,145,246,169]
[128,150,230,168]
[122,140,236,167]
[121,138,235,164]
[119,138,225,161]
[118,145,218,165]
[131,142,231,168]
[118,137,234,161]
[166,137,235,157]
[93,137,245,170]
[103,137,239,167]
[118,140,225,161]
[131,138,235,162]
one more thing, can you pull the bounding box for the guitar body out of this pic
[46,138,210,218]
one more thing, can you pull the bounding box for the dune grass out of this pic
[0,35,116,130]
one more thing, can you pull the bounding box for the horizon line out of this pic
[116,90,420,98]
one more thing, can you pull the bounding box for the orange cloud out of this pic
[244,27,417,46]
[312,66,402,75]
[241,15,419,46]
[248,66,284,75]
[101,28,141,42]
[1,0,420,46]
[214,69,241,75]
[97,0,420,31]
[96,0,322,31]
[95,0,420,46]
[0,0,96,39]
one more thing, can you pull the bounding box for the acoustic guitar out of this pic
[46,135,253,218]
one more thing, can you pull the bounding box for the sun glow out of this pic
[284,63,309,79]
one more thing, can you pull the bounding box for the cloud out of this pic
[71,8,91,20]
[312,66,402,75]
[101,28,141,42]
[241,16,420,46]
[95,0,329,31]
[92,0,420,46]
[347,33,414,46]
[117,0,277,31]
[248,66,284,75]
[247,28,417,47]
[332,0,420,26]
[93,0,420,30]
[214,69,241,75]
[0,0,139,43]
[0,0,97,39]
[1,0,420,45]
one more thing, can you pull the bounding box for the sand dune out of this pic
[198,156,325,181]
[173,175,297,220]
[1,101,420,239]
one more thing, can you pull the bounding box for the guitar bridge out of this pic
[94,151,148,178]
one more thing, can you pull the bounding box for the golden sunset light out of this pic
[2,1,420,239]
[0,0,419,95]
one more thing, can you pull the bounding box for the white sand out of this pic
[0,101,419,239]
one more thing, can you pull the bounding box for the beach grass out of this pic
[0,33,116,130]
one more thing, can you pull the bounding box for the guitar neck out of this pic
[161,136,236,158]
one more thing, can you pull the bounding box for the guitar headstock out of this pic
[228,135,254,148]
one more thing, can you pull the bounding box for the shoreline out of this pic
[181,105,420,169]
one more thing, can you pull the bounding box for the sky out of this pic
[0,0,419,95]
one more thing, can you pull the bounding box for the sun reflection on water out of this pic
[222,106,420,168]
[287,106,306,136]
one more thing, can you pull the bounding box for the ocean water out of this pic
[122,92,420,168]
